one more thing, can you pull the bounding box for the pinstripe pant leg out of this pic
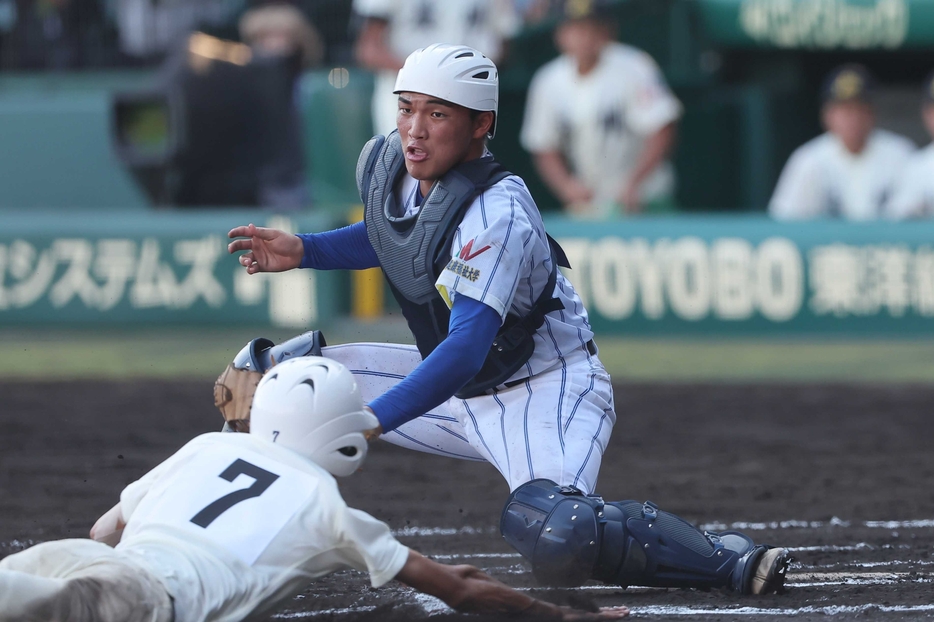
[322,343,485,461]
[450,358,615,494]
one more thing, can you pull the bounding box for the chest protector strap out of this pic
[358,131,569,399]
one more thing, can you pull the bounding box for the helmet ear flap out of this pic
[310,432,371,477]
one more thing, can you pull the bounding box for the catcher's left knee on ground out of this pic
[500,479,787,593]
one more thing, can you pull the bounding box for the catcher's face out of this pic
[396,92,492,187]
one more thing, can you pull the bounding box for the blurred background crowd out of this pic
[3,0,934,220]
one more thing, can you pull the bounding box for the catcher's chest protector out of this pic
[358,131,564,398]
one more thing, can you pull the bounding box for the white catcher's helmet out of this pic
[250,357,378,477]
[394,43,499,137]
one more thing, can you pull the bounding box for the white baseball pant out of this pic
[322,343,615,494]
[0,539,173,622]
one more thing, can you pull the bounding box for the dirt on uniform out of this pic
[1,380,932,621]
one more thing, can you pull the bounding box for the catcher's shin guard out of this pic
[500,479,773,593]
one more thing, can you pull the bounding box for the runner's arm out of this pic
[395,550,628,620]
[90,503,125,547]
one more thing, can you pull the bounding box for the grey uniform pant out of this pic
[0,539,173,622]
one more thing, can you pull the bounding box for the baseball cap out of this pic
[562,0,612,21]
[922,70,934,105]
[821,64,876,105]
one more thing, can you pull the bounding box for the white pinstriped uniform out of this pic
[886,143,934,219]
[769,129,916,220]
[323,171,615,494]
[521,42,683,217]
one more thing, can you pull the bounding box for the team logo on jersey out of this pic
[445,258,481,282]
[459,239,491,261]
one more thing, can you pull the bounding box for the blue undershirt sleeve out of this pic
[368,295,501,433]
[297,221,380,270]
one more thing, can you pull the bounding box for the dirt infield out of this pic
[1,380,932,620]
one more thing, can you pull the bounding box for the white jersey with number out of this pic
[115,432,409,622]
[886,143,934,219]
[352,0,520,135]
[769,129,916,220]
[521,42,683,214]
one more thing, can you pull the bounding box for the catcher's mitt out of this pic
[214,364,264,432]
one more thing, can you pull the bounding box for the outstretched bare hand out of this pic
[228,223,304,274]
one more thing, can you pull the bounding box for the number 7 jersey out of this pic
[114,432,409,622]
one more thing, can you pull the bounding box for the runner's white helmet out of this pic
[394,42,499,137]
[250,357,377,477]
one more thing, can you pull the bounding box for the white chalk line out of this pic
[790,571,933,587]
[473,561,934,580]
[512,572,931,591]
[273,601,934,619]
[797,559,934,570]
[700,518,934,531]
[390,519,934,539]
[0,539,37,550]
[273,606,377,618]
[627,603,934,617]
[786,543,873,552]
[390,525,498,537]
[430,552,520,560]
[411,592,450,615]
[270,572,934,619]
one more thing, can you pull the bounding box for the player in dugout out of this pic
[0,357,627,622]
[769,63,915,220]
[886,70,934,218]
[223,43,789,595]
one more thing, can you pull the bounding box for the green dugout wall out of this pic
[4,211,934,336]
[548,216,934,336]
[0,210,342,328]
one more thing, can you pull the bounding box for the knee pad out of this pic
[500,479,602,586]
[501,480,766,592]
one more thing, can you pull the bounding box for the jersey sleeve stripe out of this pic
[480,191,489,228]
[480,196,515,302]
